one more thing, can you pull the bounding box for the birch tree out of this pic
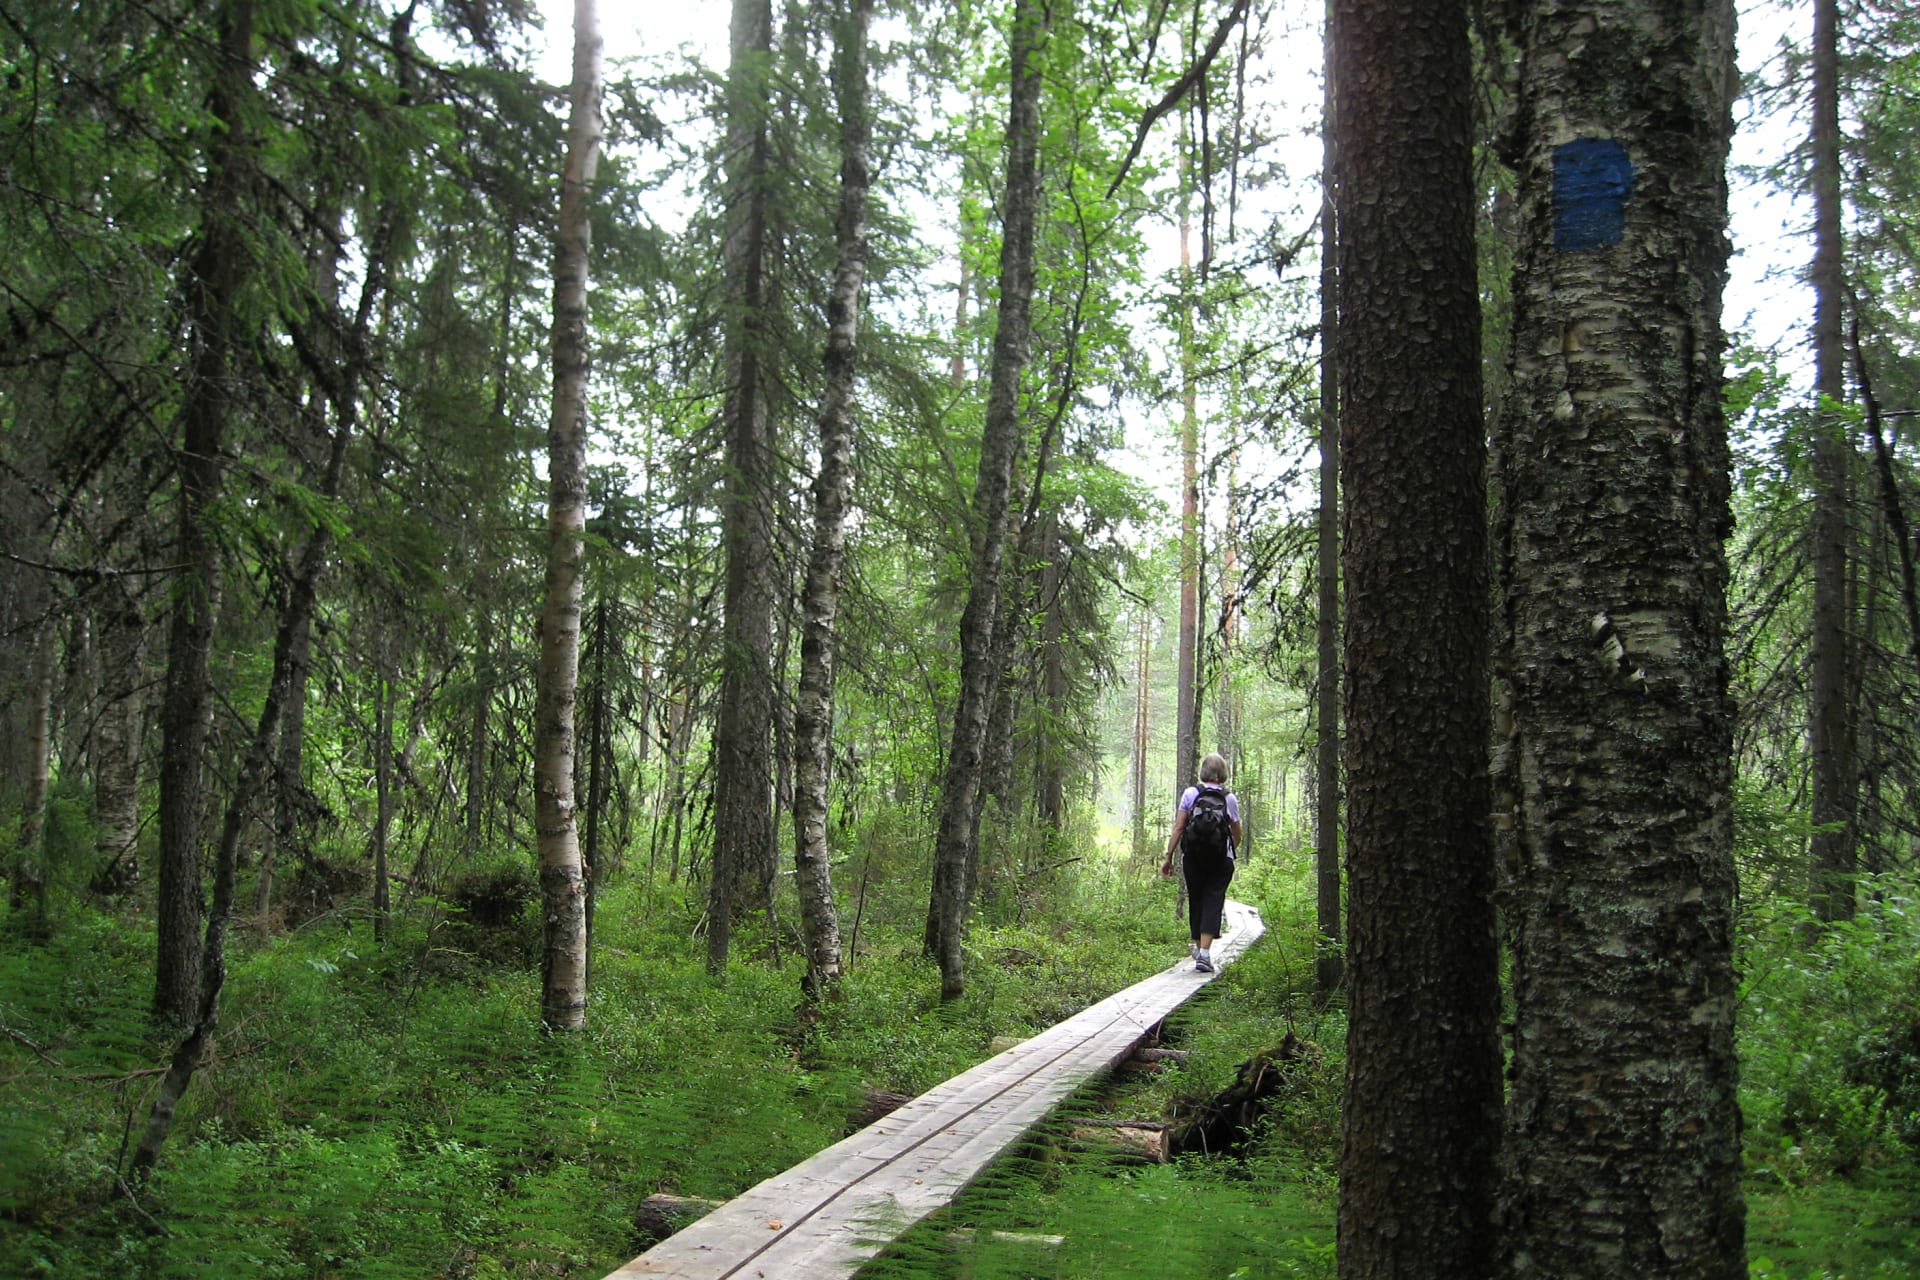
[792,0,875,1009]
[534,0,603,1031]
[1491,0,1746,1272]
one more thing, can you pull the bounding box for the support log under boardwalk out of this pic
[606,900,1263,1279]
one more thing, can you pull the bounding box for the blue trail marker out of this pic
[1553,138,1634,251]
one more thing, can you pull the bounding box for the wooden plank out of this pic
[606,899,1264,1280]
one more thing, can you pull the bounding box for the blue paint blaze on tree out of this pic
[1553,138,1635,251]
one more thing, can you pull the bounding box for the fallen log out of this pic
[1169,1032,1309,1157]
[633,1193,722,1244]
[847,1086,914,1131]
[1066,1119,1169,1164]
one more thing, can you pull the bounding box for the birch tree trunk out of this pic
[927,0,1047,1001]
[1492,0,1745,1273]
[710,0,779,973]
[534,0,602,1031]
[1331,0,1500,1274]
[1808,0,1856,923]
[792,0,873,1009]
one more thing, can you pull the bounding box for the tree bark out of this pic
[1037,515,1067,832]
[154,0,257,1026]
[466,606,493,860]
[259,588,312,923]
[371,651,394,942]
[1331,1,1501,1276]
[1175,143,1201,806]
[93,592,145,894]
[534,0,602,1031]
[585,596,610,986]
[14,617,54,919]
[1808,0,1856,924]
[710,0,779,973]
[1492,0,1745,1274]
[927,0,1048,1001]
[1314,10,1342,996]
[792,0,873,1010]
[1130,609,1150,858]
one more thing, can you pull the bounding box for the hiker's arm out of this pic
[1161,810,1187,874]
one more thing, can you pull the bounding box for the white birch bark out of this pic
[792,0,874,1008]
[534,0,602,1032]
[1493,1,1745,1273]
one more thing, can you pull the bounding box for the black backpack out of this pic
[1182,787,1232,860]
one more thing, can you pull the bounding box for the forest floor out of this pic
[1,841,1916,1277]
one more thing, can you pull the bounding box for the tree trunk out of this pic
[927,0,1048,1001]
[533,0,602,1032]
[1035,513,1068,833]
[1314,3,1343,997]
[371,653,394,942]
[1808,0,1855,923]
[1131,609,1150,858]
[585,597,610,986]
[466,606,493,861]
[792,0,873,1010]
[13,617,54,920]
[1215,470,1241,772]
[58,611,91,784]
[710,0,779,973]
[154,0,258,1027]
[93,594,145,894]
[1492,0,1745,1274]
[130,4,397,1140]
[1331,1,1501,1276]
[1175,146,1201,804]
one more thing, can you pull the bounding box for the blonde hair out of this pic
[1199,752,1229,784]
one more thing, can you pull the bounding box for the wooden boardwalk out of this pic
[606,898,1264,1279]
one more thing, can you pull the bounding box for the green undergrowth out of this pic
[5,842,1917,1277]
[0,850,1182,1278]
[1738,876,1920,1278]
[1746,1172,1920,1279]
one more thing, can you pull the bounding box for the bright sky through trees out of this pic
[531,0,1822,501]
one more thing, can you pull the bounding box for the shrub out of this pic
[1740,879,1920,1178]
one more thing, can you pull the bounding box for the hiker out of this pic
[1160,752,1242,973]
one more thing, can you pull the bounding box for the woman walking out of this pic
[1160,752,1242,972]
